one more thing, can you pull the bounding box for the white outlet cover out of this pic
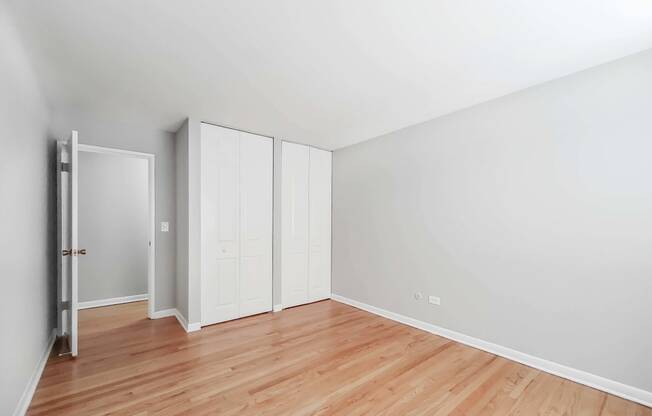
[161,222,169,232]
[429,296,441,305]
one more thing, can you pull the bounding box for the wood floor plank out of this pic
[27,300,651,415]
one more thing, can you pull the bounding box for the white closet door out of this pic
[281,142,310,308]
[202,124,272,326]
[308,148,332,302]
[202,125,240,325]
[239,131,273,316]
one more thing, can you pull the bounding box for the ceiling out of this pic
[7,0,652,150]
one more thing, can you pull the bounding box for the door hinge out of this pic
[61,162,70,172]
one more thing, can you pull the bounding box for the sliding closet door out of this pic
[308,148,332,302]
[202,124,272,326]
[281,142,310,308]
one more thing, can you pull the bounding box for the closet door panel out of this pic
[239,132,273,316]
[281,142,310,308]
[202,126,240,325]
[308,148,332,302]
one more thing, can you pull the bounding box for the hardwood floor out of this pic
[28,300,650,415]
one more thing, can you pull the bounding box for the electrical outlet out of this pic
[161,222,169,232]
[428,296,441,306]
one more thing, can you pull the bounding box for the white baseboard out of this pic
[273,304,283,312]
[331,293,652,408]
[13,328,57,416]
[150,308,176,319]
[150,308,200,332]
[173,310,201,333]
[78,294,148,310]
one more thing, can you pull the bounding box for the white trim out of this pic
[151,308,199,332]
[174,309,201,333]
[273,304,283,312]
[149,308,176,319]
[12,329,57,416]
[331,294,652,408]
[78,144,156,320]
[78,294,148,310]
[78,144,154,159]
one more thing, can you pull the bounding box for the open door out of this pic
[57,131,79,356]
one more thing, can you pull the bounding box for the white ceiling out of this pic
[8,0,652,150]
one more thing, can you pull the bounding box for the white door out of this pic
[201,124,273,326]
[57,131,79,356]
[308,148,332,302]
[239,131,273,316]
[281,142,310,308]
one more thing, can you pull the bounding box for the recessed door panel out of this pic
[239,132,273,316]
[202,124,240,325]
[281,142,310,308]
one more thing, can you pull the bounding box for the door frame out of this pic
[77,144,157,319]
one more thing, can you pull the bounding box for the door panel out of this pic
[281,142,310,308]
[57,131,79,356]
[202,124,272,326]
[202,125,240,325]
[308,148,332,302]
[239,132,273,316]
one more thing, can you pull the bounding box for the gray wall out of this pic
[174,116,201,324]
[187,118,202,324]
[175,120,189,319]
[78,152,149,303]
[0,3,55,414]
[333,49,652,392]
[51,109,177,313]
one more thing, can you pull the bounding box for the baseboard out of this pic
[13,328,57,416]
[149,308,176,319]
[173,309,201,333]
[331,293,652,408]
[273,304,283,312]
[78,294,148,310]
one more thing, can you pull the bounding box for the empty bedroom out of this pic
[2,1,651,415]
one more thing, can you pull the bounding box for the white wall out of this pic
[0,3,55,414]
[50,108,177,313]
[78,152,148,303]
[333,49,652,394]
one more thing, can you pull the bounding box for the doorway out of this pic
[76,144,156,321]
[57,141,156,357]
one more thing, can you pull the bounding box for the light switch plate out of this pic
[161,222,169,232]
[429,296,441,306]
